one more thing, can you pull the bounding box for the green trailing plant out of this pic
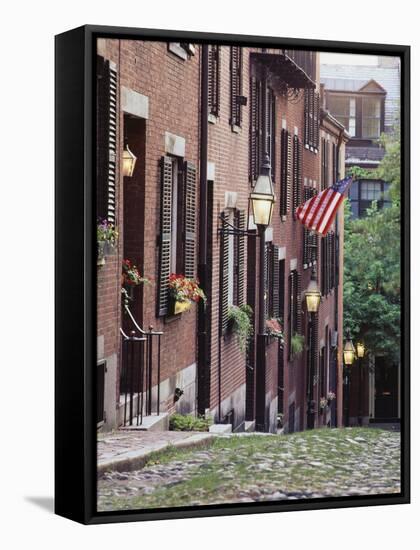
[227,304,253,353]
[169,413,212,432]
[291,333,305,357]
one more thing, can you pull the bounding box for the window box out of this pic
[172,300,192,315]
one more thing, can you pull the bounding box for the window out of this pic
[249,79,276,183]
[266,245,284,322]
[321,138,330,190]
[168,42,195,60]
[157,157,197,316]
[321,231,336,296]
[362,97,381,138]
[327,95,356,137]
[292,135,303,215]
[230,46,243,128]
[219,209,246,334]
[170,158,181,273]
[360,180,383,200]
[288,269,302,360]
[208,45,220,118]
[302,186,318,268]
[327,93,383,139]
[304,88,320,150]
[280,129,292,217]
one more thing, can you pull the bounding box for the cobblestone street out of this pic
[97,428,401,511]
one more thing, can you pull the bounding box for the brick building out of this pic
[96,39,348,434]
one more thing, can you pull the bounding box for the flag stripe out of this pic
[308,189,335,229]
[320,195,345,236]
[314,192,341,233]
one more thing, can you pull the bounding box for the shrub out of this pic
[169,413,212,432]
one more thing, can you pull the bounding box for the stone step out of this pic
[120,413,169,432]
[244,420,256,432]
[209,423,232,434]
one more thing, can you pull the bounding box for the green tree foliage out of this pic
[343,126,401,362]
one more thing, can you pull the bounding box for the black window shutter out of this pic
[302,186,312,267]
[311,311,319,377]
[304,89,309,148]
[292,135,302,216]
[322,235,327,296]
[288,272,294,360]
[184,161,197,279]
[314,92,320,150]
[310,188,318,264]
[280,129,292,217]
[97,59,117,225]
[219,212,230,335]
[325,140,330,187]
[272,246,280,318]
[236,210,246,306]
[157,156,173,316]
[230,46,242,127]
[296,271,302,335]
[309,89,314,149]
[208,45,220,117]
[270,91,276,182]
[249,77,260,183]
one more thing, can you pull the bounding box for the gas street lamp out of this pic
[356,342,365,359]
[305,266,321,429]
[122,143,137,177]
[343,329,355,426]
[252,153,276,432]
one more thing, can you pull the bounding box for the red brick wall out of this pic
[97,39,200,409]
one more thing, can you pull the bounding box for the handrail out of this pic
[123,303,164,336]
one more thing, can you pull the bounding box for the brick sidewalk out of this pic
[97,431,214,477]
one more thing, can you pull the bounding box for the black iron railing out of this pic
[283,49,317,83]
[120,305,163,426]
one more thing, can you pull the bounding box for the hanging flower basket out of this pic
[97,218,118,267]
[97,241,106,266]
[168,273,206,315]
[121,259,150,307]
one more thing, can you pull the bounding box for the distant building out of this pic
[320,56,399,218]
[321,57,401,427]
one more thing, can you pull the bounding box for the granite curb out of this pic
[97,433,216,478]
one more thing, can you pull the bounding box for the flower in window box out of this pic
[266,318,285,346]
[168,273,206,314]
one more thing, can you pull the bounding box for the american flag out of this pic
[295,176,353,236]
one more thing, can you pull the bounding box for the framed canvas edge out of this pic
[54,24,410,526]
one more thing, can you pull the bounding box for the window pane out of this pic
[363,97,380,117]
[362,117,380,138]
[361,181,381,200]
[328,96,350,117]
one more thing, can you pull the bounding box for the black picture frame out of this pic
[55,24,410,525]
